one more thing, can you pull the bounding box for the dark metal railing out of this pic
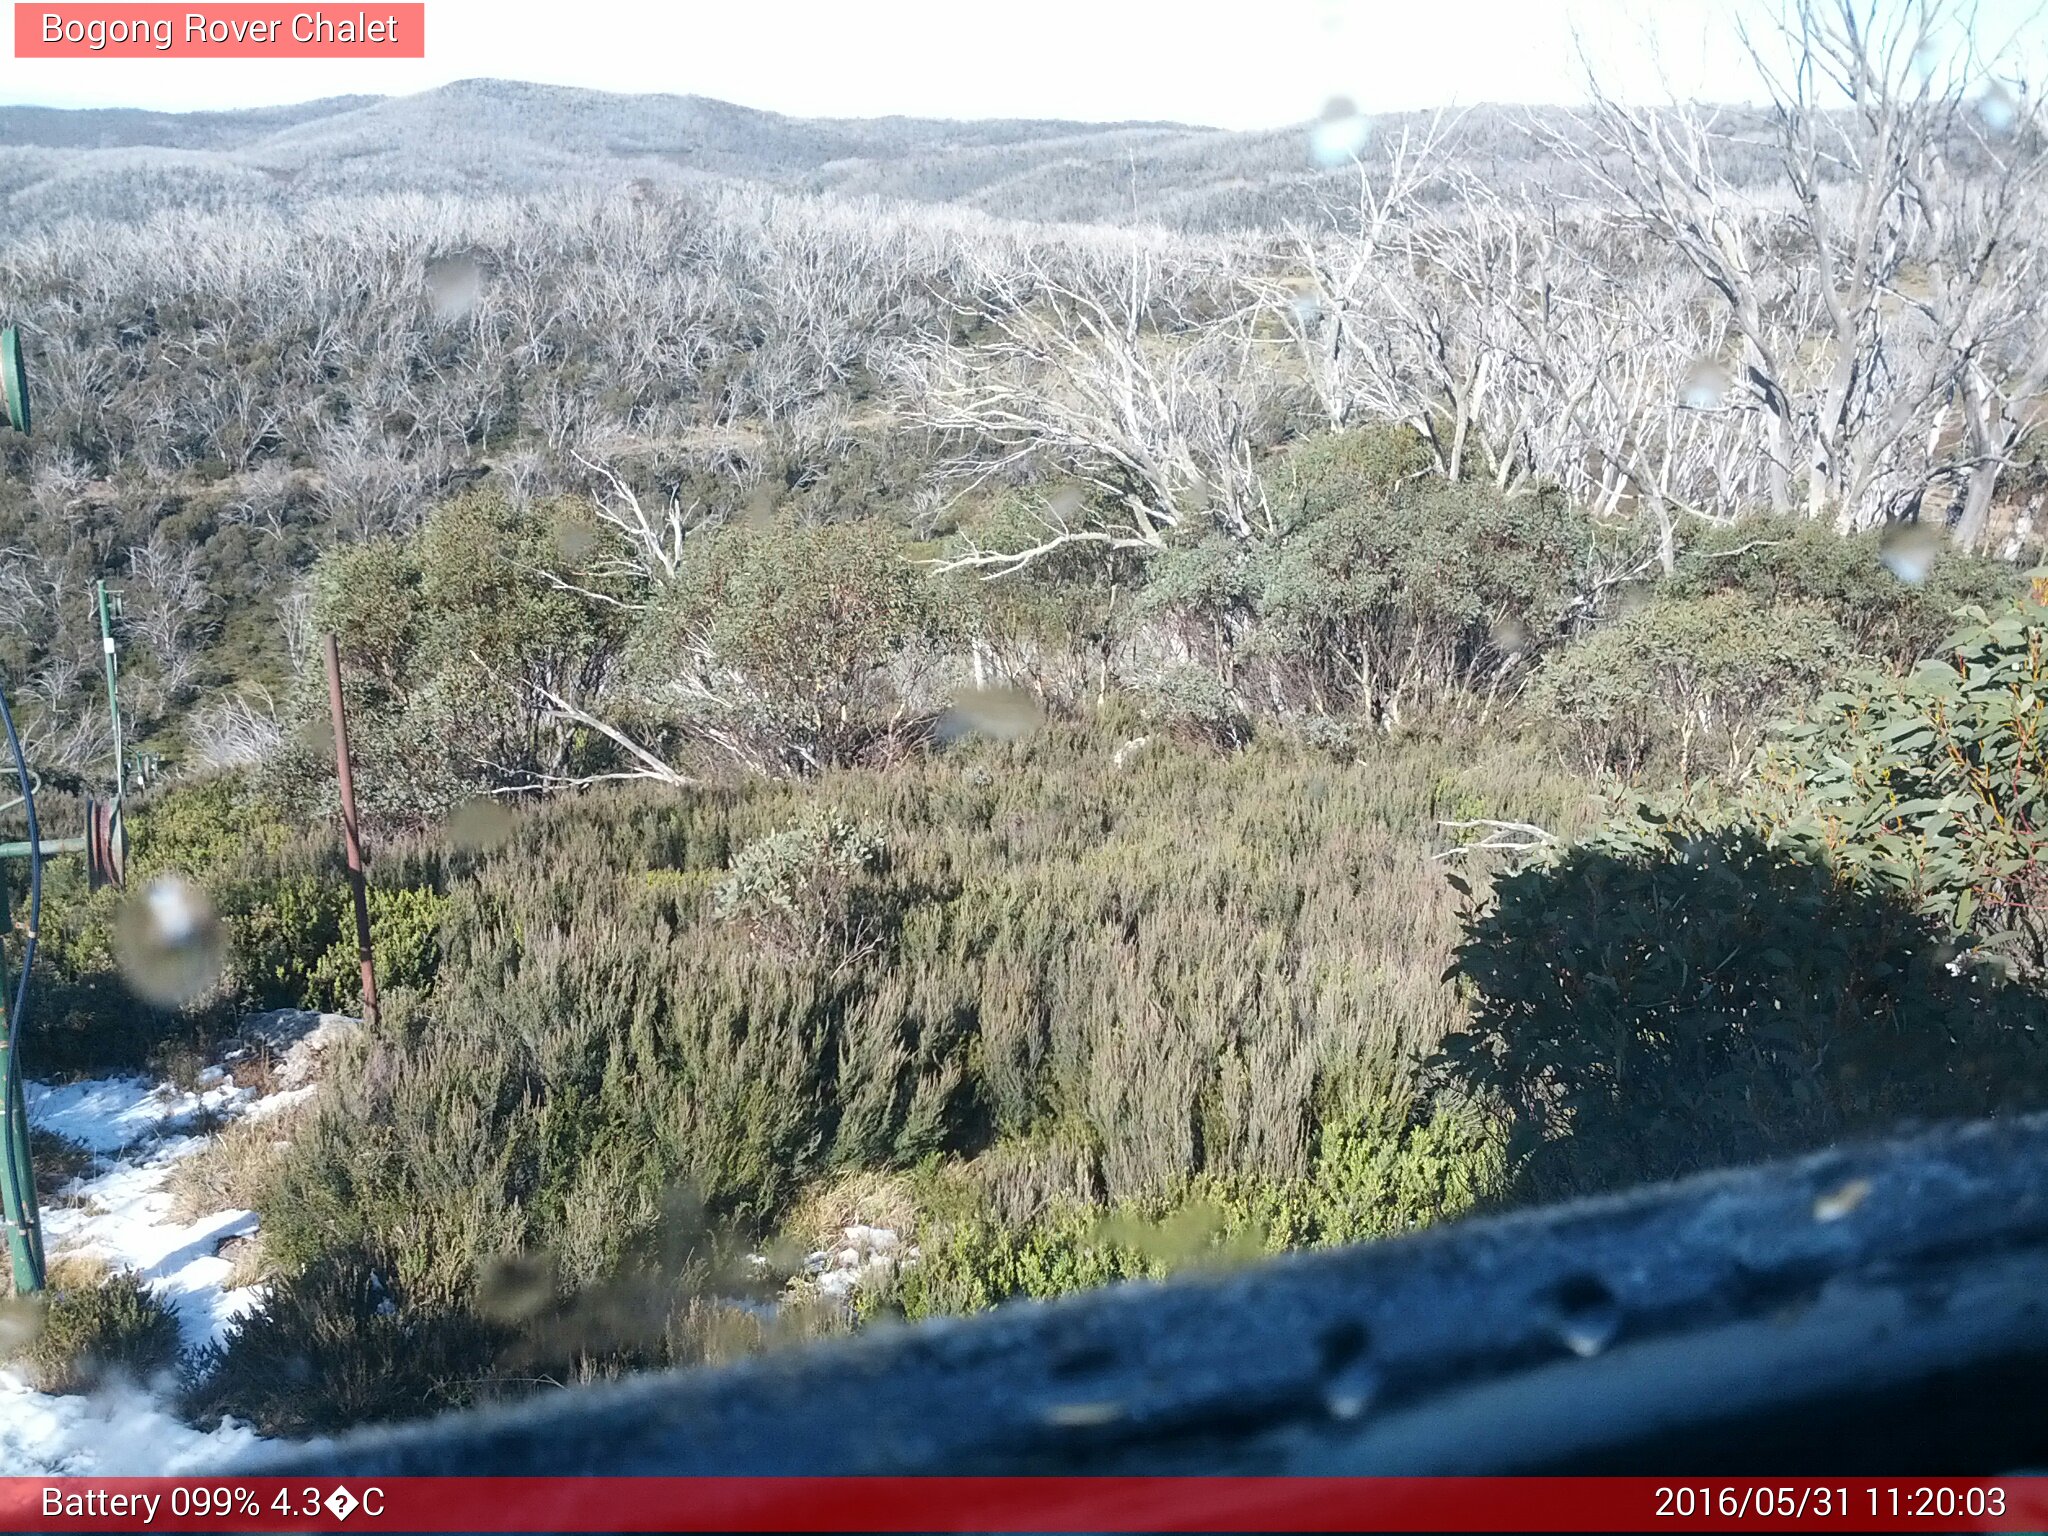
[246,1111,2048,1479]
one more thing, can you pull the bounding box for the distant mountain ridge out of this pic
[0,79,1641,231]
[0,80,1207,153]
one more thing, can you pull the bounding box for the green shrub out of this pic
[252,727,1584,1341]
[1119,433,1601,728]
[1439,808,2048,1202]
[893,1205,1161,1319]
[1531,592,1853,780]
[626,520,963,774]
[1264,424,1433,525]
[1132,663,1251,749]
[1755,594,2048,976]
[24,775,298,1076]
[191,1224,839,1437]
[895,1091,1507,1318]
[1288,1091,1508,1245]
[710,811,896,969]
[304,885,453,1013]
[1250,449,1599,718]
[185,1250,502,1436]
[9,1272,181,1393]
[22,772,453,1078]
[1667,521,2020,667]
[289,491,635,829]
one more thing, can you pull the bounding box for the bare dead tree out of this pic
[568,450,701,589]
[278,586,317,679]
[187,688,286,772]
[1556,0,2048,537]
[911,248,1281,577]
[124,534,209,707]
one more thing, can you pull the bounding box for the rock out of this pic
[239,1009,363,1087]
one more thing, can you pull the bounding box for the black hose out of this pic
[0,681,41,1280]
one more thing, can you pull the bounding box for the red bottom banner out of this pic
[3,1476,2045,1533]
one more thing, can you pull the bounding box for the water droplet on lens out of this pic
[1323,1358,1381,1420]
[1978,81,2019,133]
[0,1294,43,1355]
[1612,580,1654,615]
[425,252,485,321]
[741,483,780,530]
[1813,1177,1871,1223]
[1881,523,1941,585]
[553,514,599,562]
[1548,1274,1621,1358]
[942,685,1044,743]
[1310,97,1371,166]
[1317,1319,1378,1417]
[1490,614,1531,657]
[1680,358,1731,409]
[446,796,515,851]
[1040,1399,1125,1426]
[477,1252,556,1322]
[115,875,226,1007]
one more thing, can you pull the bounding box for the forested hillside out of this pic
[5,0,2048,1442]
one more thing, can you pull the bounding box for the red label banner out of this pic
[14,4,424,57]
[1,1477,2045,1532]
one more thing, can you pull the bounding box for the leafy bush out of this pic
[1254,481,1595,707]
[283,491,635,829]
[9,1271,181,1393]
[1132,663,1251,749]
[1133,436,1603,724]
[1756,595,2048,976]
[23,772,453,1078]
[893,1204,1162,1319]
[711,811,896,969]
[1532,592,1853,779]
[1667,521,2020,667]
[1439,808,2048,1202]
[1264,424,1432,524]
[1282,1091,1507,1246]
[896,1091,1506,1318]
[627,520,964,775]
[251,726,1582,1337]
[303,885,454,1014]
[185,1249,502,1436]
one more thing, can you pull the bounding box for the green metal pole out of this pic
[0,331,44,1293]
[0,837,85,860]
[0,879,42,1293]
[96,581,124,811]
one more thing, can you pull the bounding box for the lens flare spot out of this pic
[115,875,226,1008]
[1310,97,1372,166]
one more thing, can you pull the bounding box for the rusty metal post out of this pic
[322,633,380,1030]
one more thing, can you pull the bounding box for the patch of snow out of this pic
[3,1014,354,1473]
[236,1009,360,1086]
[0,1371,262,1474]
[799,1223,916,1305]
[25,1077,251,1157]
[41,1134,260,1354]
[243,1085,316,1122]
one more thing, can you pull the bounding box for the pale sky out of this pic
[0,0,2040,127]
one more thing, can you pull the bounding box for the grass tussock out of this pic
[5,1262,182,1395]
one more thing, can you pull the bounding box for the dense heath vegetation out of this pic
[6,0,2048,1439]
